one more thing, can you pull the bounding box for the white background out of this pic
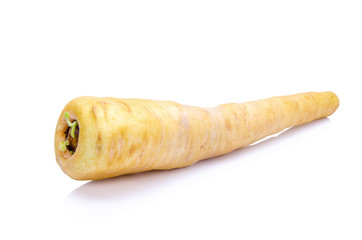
[0,1,361,239]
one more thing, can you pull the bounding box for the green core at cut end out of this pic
[60,140,69,152]
[64,111,78,138]
[59,111,79,153]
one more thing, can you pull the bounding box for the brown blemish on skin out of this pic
[129,144,137,155]
[139,150,143,158]
[294,100,300,111]
[201,138,208,150]
[96,133,102,151]
[91,106,97,121]
[225,119,231,130]
[118,101,132,113]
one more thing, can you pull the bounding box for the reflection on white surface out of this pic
[65,118,331,216]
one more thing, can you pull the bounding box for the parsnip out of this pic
[54,91,339,180]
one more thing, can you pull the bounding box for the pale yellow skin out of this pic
[54,91,339,180]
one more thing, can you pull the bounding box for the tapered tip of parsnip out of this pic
[318,91,339,117]
[328,91,339,113]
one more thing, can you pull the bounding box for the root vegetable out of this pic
[54,91,339,180]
